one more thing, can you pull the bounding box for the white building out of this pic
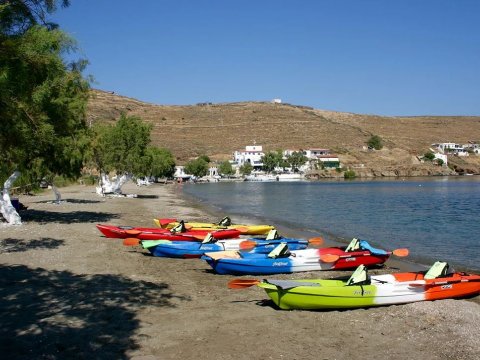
[233,145,264,169]
[282,148,341,171]
[432,143,469,156]
[464,142,480,154]
[302,148,341,169]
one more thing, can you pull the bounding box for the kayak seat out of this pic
[267,243,291,259]
[359,240,388,255]
[424,261,450,280]
[266,229,280,240]
[201,233,215,244]
[171,220,187,233]
[346,265,371,286]
[345,238,361,252]
[218,216,232,226]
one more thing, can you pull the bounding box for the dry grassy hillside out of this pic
[87,90,480,175]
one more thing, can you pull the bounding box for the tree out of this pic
[239,162,253,176]
[286,151,307,172]
[144,147,176,179]
[262,151,283,173]
[198,154,210,163]
[90,114,154,195]
[367,135,383,150]
[1,1,71,35]
[423,152,435,161]
[184,158,209,178]
[218,161,234,177]
[0,1,90,224]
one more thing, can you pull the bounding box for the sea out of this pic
[182,177,480,272]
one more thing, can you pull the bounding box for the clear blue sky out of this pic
[53,0,480,116]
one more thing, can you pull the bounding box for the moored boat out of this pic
[202,238,407,275]
[141,232,320,258]
[153,216,275,235]
[228,262,480,310]
[96,223,240,241]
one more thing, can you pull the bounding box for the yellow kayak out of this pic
[153,217,275,235]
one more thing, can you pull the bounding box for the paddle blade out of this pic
[239,240,257,250]
[158,218,177,228]
[227,279,261,289]
[235,226,250,234]
[392,248,409,257]
[308,237,324,247]
[320,253,340,263]
[125,229,141,236]
[123,238,141,246]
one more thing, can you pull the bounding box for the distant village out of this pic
[169,141,480,183]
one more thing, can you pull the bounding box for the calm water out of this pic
[182,177,480,271]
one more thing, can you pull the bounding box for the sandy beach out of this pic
[1,183,479,360]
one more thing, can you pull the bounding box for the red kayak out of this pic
[96,224,241,241]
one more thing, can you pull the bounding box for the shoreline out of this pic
[1,183,479,359]
[177,181,477,273]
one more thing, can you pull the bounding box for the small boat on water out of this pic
[228,262,480,310]
[139,230,323,258]
[244,173,305,182]
[153,216,275,235]
[202,238,407,275]
[96,223,240,241]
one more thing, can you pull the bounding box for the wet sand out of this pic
[0,183,479,360]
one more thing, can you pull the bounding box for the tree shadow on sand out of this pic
[135,195,159,199]
[32,199,104,204]
[22,209,120,224]
[0,264,190,359]
[0,238,65,253]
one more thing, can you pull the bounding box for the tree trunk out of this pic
[0,171,22,225]
[96,173,132,196]
[51,184,62,204]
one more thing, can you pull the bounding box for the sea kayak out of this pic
[142,236,313,258]
[96,224,240,241]
[153,216,275,235]
[202,239,405,275]
[228,262,480,310]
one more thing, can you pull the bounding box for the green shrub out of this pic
[423,152,435,161]
[367,135,383,150]
[344,170,356,179]
[81,174,98,185]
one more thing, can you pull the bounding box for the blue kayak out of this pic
[202,239,394,275]
[143,237,311,258]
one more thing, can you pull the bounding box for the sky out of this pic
[53,0,480,116]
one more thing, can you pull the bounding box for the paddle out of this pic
[408,276,480,288]
[308,237,324,247]
[123,238,141,246]
[157,218,177,228]
[227,279,261,289]
[239,237,324,251]
[125,229,142,236]
[234,226,251,234]
[320,248,410,263]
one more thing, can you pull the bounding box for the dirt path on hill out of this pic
[0,183,478,360]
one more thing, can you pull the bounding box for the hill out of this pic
[87,89,480,176]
